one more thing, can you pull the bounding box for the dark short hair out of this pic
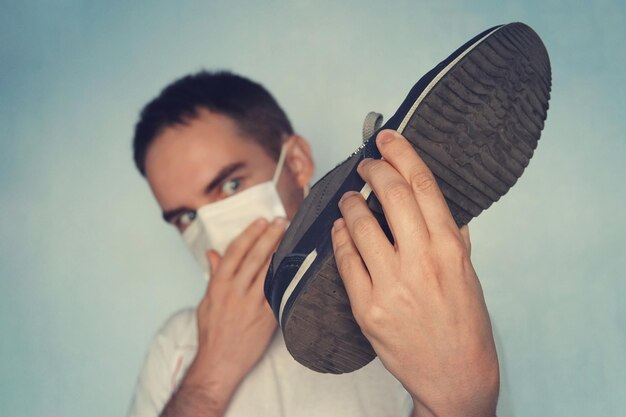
[132,70,293,176]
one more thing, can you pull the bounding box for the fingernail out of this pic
[333,218,346,231]
[255,218,268,227]
[377,130,395,144]
[358,158,372,170]
[339,191,358,204]
[273,217,287,228]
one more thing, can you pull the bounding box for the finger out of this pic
[218,218,270,281]
[331,217,372,314]
[207,250,221,277]
[376,130,458,236]
[357,157,428,252]
[459,224,471,257]
[338,191,394,278]
[251,256,273,305]
[234,217,287,289]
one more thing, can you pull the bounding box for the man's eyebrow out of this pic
[162,207,191,224]
[160,162,246,224]
[205,162,246,194]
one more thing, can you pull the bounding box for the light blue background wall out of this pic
[1,1,624,416]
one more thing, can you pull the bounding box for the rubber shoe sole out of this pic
[265,22,551,374]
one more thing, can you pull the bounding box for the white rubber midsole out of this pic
[279,249,318,326]
[278,24,504,324]
[397,24,503,134]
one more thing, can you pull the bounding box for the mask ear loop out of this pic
[272,142,309,198]
[272,143,288,184]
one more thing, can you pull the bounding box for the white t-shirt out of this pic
[127,308,413,417]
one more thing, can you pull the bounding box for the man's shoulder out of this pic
[154,307,197,348]
[128,308,198,417]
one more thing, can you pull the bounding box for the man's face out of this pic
[144,108,310,232]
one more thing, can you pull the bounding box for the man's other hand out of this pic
[168,217,286,416]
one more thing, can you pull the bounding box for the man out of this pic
[128,70,499,417]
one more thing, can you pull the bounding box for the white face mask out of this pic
[182,145,288,280]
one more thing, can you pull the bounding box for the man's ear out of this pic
[284,134,315,188]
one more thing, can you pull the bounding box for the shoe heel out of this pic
[283,252,376,373]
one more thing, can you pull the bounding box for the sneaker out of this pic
[265,22,551,373]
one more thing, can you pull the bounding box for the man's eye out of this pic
[221,178,241,196]
[178,211,197,226]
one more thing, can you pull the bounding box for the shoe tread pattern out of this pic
[404,23,551,226]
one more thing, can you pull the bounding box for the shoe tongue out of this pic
[361,110,388,212]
